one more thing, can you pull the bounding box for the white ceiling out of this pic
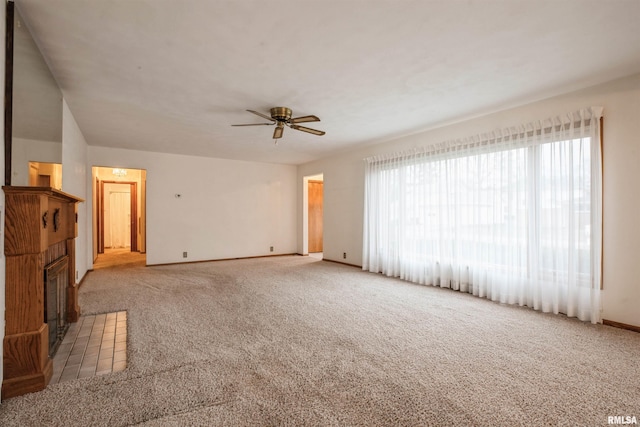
[15,0,640,165]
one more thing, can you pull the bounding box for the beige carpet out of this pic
[0,255,638,426]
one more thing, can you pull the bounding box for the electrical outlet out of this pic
[343,252,347,259]
[270,246,274,252]
[183,251,188,258]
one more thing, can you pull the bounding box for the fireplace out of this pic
[2,186,83,399]
[44,256,69,357]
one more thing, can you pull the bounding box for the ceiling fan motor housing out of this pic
[270,107,292,122]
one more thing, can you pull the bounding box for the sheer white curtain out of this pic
[363,107,602,323]
[109,191,131,249]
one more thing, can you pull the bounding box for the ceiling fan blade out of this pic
[231,123,274,126]
[291,115,320,124]
[273,125,284,139]
[290,124,325,136]
[247,109,275,122]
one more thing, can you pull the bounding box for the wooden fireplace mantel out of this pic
[2,186,84,399]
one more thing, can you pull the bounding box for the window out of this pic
[364,108,602,323]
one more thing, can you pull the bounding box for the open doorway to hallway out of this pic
[92,166,147,268]
[304,173,323,260]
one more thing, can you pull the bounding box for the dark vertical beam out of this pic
[4,0,14,186]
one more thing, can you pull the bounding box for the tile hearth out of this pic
[50,311,127,384]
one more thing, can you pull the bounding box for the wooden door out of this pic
[28,163,38,186]
[308,180,323,253]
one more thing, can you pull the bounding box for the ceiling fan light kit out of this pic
[232,107,326,143]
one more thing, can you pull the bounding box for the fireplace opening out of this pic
[44,256,69,357]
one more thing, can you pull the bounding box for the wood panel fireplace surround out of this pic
[2,186,83,399]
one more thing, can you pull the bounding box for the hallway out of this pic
[93,248,146,270]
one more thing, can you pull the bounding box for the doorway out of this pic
[28,161,62,189]
[103,182,134,250]
[305,173,323,259]
[92,167,147,269]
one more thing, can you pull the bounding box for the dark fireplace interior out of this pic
[45,256,69,357]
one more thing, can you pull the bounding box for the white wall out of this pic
[299,163,363,264]
[62,99,89,284]
[298,73,640,327]
[88,146,297,265]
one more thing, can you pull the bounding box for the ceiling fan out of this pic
[232,107,325,142]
